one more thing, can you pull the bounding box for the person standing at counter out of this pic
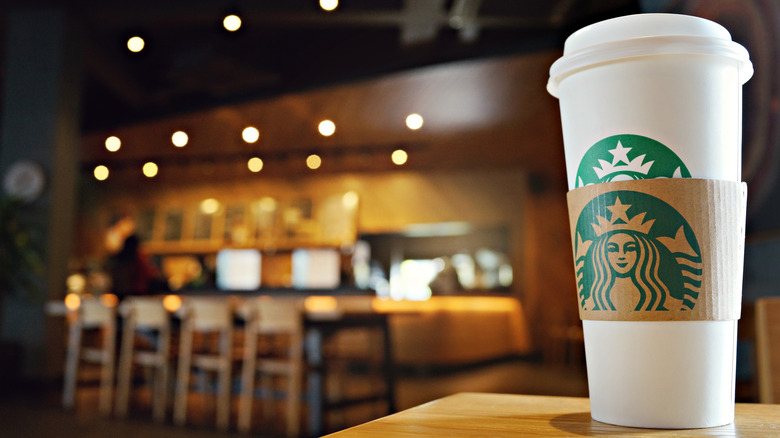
[105,215,163,300]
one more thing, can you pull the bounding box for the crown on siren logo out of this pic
[592,141,654,180]
[590,196,655,236]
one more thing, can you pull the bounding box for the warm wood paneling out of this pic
[80,51,564,185]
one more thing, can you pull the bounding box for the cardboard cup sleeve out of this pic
[567,178,746,322]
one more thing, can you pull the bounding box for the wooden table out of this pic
[323,392,780,437]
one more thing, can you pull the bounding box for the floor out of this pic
[0,358,588,437]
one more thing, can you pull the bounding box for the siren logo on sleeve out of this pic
[575,134,691,187]
[573,192,702,313]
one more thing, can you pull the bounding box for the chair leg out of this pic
[238,330,258,434]
[152,363,167,422]
[216,330,232,431]
[286,371,301,438]
[153,331,170,422]
[262,374,275,423]
[174,322,193,426]
[98,323,116,416]
[62,321,82,411]
[115,318,135,417]
[287,337,303,438]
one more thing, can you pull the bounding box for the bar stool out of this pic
[173,297,235,431]
[62,295,116,415]
[237,297,303,437]
[114,296,172,421]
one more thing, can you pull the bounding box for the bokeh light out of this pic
[259,196,277,212]
[223,14,242,31]
[247,157,264,172]
[306,154,322,169]
[342,191,359,209]
[66,274,86,293]
[172,131,188,147]
[64,293,81,311]
[94,165,109,181]
[143,162,158,177]
[200,198,221,214]
[320,0,339,12]
[127,36,145,52]
[100,294,119,308]
[406,113,424,130]
[318,120,335,137]
[392,149,408,165]
[163,295,182,312]
[105,136,121,152]
[242,126,260,143]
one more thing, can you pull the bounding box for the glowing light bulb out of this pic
[318,120,335,137]
[320,0,339,12]
[307,154,322,169]
[94,165,109,181]
[172,131,188,147]
[127,36,145,53]
[143,162,158,177]
[105,136,121,152]
[392,149,408,165]
[406,113,423,130]
[223,14,242,31]
[242,126,260,143]
[247,157,263,172]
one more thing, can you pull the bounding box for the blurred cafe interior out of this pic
[1,0,779,436]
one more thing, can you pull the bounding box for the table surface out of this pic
[323,392,780,437]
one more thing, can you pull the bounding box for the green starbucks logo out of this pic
[574,191,702,312]
[575,134,691,187]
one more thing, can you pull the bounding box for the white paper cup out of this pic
[548,14,752,428]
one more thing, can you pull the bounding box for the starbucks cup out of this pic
[548,14,752,428]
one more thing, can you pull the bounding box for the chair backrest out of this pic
[119,296,168,329]
[755,297,780,403]
[180,297,233,331]
[249,297,302,334]
[79,296,115,328]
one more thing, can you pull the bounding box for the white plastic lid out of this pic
[547,13,753,97]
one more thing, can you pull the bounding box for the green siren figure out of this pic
[574,193,703,313]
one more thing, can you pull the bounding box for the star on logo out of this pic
[606,197,630,224]
[609,141,632,165]
[591,196,655,236]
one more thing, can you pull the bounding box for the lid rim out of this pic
[547,34,753,97]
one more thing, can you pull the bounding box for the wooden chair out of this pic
[114,296,172,421]
[62,295,116,415]
[755,297,780,403]
[237,297,304,437]
[173,297,235,431]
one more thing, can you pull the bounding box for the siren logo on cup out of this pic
[573,191,702,313]
[575,134,691,187]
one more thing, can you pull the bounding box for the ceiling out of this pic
[1,0,641,132]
